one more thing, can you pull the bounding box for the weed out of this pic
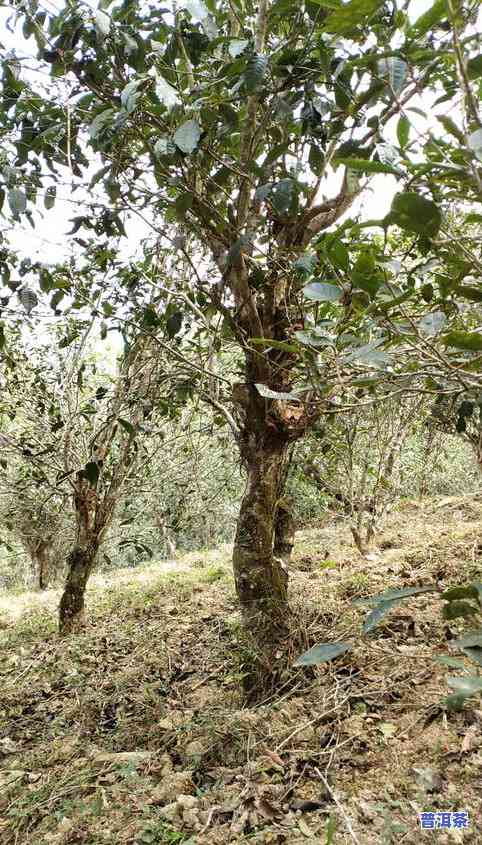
[202,564,227,583]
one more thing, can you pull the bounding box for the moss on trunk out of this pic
[274,497,295,565]
[58,544,98,634]
[233,444,290,633]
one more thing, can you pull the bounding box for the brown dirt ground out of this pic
[1,496,481,844]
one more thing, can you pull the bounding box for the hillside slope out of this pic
[1,497,481,844]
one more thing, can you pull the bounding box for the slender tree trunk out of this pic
[27,540,52,590]
[59,542,99,634]
[36,542,50,590]
[233,441,290,634]
[166,535,177,558]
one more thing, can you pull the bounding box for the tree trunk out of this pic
[273,497,295,566]
[36,542,50,590]
[166,535,177,558]
[233,442,290,634]
[58,542,98,634]
[27,540,51,590]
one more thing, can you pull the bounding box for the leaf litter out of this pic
[0,498,481,843]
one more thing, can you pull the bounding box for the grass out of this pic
[1,496,482,843]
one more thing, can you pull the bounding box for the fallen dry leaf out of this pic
[263,747,285,768]
[461,724,479,753]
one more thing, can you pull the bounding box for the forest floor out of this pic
[1,496,482,845]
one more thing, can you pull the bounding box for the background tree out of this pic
[0,316,182,632]
[0,473,67,589]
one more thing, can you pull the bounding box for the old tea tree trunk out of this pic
[233,423,291,631]
[233,406,297,634]
[58,470,110,634]
[230,372,317,696]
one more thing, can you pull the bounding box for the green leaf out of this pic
[355,585,437,605]
[303,282,342,302]
[447,676,482,697]
[461,647,482,667]
[453,630,482,649]
[173,119,201,154]
[443,693,467,711]
[442,601,479,621]
[456,286,482,303]
[154,137,176,157]
[118,418,135,435]
[468,579,482,602]
[335,157,401,176]
[244,54,268,92]
[309,143,325,175]
[294,642,351,666]
[166,310,183,337]
[294,330,331,348]
[183,0,210,21]
[123,33,138,55]
[363,600,397,634]
[387,192,442,238]
[468,128,482,163]
[324,0,383,35]
[89,109,115,140]
[443,331,482,352]
[304,0,340,7]
[142,306,160,328]
[328,239,350,271]
[270,179,294,215]
[418,311,446,336]
[8,188,27,215]
[255,183,273,202]
[84,461,100,485]
[59,331,79,348]
[410,0,447,37]
[154,74,180,110]
[175,192,194,217]
[120,78,144,113]
[294,253,317,277]
[378,57,408,94]
[442,585,480,602]
[343,342,390,366]
[18,287,38,315]
[437,115,464,144]
[255,384,301,401]
[229,39,249,58]
[95,8,111,39]
[50,290,64,310]
[467,54,482,80]
[44,186,56,210]
[434,656,466,669]
[324,814,337,845]
[397,115,410,149]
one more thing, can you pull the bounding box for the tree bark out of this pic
[273,497,295,566]
[233,442,290,634]
[59,542,98,634]
[36,542,50,590]
[26,540,52,590]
